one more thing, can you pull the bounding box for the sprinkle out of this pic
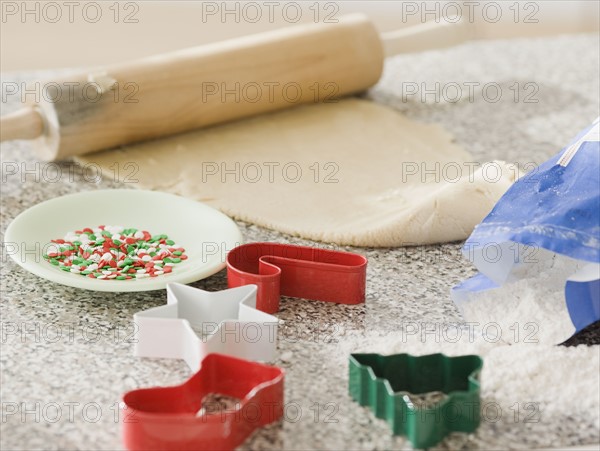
[43,225,187,281]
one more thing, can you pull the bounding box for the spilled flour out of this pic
[334,330,600,449]
[457,250,585,345]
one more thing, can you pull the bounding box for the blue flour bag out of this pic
[452,118,599,344]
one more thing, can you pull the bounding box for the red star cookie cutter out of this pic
[227,242,368,313]
[122,353,284,451]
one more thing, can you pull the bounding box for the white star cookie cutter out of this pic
[133,283,278,370]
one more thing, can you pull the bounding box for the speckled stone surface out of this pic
[1,34,599,450]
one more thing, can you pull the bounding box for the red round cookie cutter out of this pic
[121,354,284,451]
[226,242,368,313]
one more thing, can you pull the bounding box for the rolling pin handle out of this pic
[0,107,45,142]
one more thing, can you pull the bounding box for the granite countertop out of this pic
[1,34,599,450]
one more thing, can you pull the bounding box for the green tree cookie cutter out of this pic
[349,353,483,449]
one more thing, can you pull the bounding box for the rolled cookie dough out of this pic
[77,99,517,247]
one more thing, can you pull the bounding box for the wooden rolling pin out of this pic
[0,14,470,160]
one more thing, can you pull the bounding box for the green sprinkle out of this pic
[116,276,127,280]
[50,259,59,266]
[173,251,182,256]
[163,257,172,263]
[166,239,175,245]
[89,234,96,240]
[171,258,181,263]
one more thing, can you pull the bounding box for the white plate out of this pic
[4,189,243,292]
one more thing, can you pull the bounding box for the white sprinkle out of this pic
[87,263,98,271]
[70,269,80,274]
[134,231,144,239]
[46,244,60,254]
[101,252,112,261]
[141,255,151,262]
[136,269,146,274]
